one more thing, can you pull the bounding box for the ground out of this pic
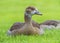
[0,0,60,43]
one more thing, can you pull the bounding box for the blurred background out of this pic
[0,0,60,30]
[0,0,60,22]
[0,0,60,43]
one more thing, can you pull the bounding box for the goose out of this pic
[7,6,43,35]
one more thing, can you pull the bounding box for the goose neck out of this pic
[24,13,32,24]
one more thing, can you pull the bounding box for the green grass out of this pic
[0,0,60,43]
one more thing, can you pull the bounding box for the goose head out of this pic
[25,6,42,16]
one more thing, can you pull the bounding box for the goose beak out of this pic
[35,11,42,16]
[37,12,42,16]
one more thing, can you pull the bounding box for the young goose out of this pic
[7,6,43,35]
[8,6,42,32]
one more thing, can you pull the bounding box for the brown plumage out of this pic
[10,20,60,31]
[40,20,60,27]
[10,21,40,31]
